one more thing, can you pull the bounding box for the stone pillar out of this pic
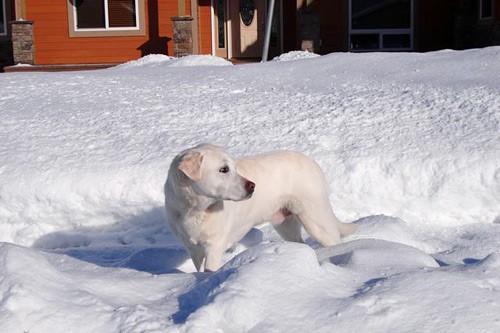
[10,20,35,65]
[299,13,320,53]
[171,17,194,57]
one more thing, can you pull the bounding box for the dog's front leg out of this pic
[204,244,225,272]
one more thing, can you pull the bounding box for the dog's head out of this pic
[176,144,255,201]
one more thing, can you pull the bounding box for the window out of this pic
[349,0,414,51]
[1,0,6,36]
[216,0,225,48]
[240,0,255,26]
[68,0,145,37]
[479,0,493,20]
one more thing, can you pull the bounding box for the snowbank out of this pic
[0,47,500,332]
[272,50,320,61]
[2,238,499,333]
[115,54,232,70]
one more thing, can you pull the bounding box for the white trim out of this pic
[348,0,414,51]
[479,0,494,20]
[74,0,141,32]
[210,0,216,55]
[211,0,233,58]
[0,0,7,36]
[191,0,199,53]
[227,0,233,59]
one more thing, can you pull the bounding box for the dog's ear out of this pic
[178,152,203,181]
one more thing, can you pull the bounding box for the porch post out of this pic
[15,0,26,20]
[171,16,194,57]
[10,20,35,65]
[190,0,199,54]
[262,0,276,61]
[298,7,320,52]
[172,0,195,57]
[178,0,186,17]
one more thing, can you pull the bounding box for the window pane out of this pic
[76,0,105,29]
[352,0,411,29]
[217,0,225,48]
[351,34,379,50]
[383,34,410,48]
[1,0,6,34]
[481,0,493,18]
[108,0,137,28]
[240,0,255,26]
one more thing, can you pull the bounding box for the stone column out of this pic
[171,17,194,57]
[299,13,320,53]
[10,20,35,65]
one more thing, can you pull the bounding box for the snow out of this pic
[272,50,320,61]
[1,47,500,332]
[115,54,233,69]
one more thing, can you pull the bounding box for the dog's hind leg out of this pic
[273,215,304,243]
[297,202,342,247]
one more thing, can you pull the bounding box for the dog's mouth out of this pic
[228,189,254,201]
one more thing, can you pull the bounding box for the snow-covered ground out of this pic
[1,48,499,332]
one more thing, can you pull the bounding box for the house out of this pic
[1,0,500,70]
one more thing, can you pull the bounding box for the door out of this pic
[231,0,267,58]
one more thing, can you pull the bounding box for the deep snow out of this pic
[0,48,500,332]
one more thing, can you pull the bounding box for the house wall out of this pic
[25,0,190,65]
[315,0,346,53]
[417,0,458,51]
[0,0,14,68]
[282,0,297,52]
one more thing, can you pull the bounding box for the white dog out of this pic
[164,144,355,272]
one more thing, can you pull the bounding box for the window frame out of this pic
[348,0,415,52]
[1,0,7,37]
[479,0,494,21]
[67,0,146,37]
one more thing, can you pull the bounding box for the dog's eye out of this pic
[219,166,230,173]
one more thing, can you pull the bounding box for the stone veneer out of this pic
[171,16,194,57]
[11,20,35,65]
[299,13,320,53]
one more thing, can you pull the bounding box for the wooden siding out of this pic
[26,0,189,65]
[314,0,346,53]
[417,0,458,52]
[282,0,297,52]
[496,0,500,21]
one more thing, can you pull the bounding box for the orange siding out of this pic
[198,0,212,55]
[25,0,191,65]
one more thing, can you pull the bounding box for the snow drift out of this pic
[0,47,499,332]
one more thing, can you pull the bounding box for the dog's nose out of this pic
[245,181,256,193]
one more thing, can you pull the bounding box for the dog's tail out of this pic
[338,222,357,235]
